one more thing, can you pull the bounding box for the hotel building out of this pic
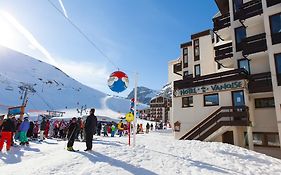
[170,0,281,158]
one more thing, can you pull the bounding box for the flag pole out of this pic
[133,72,138,147]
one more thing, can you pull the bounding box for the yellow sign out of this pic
[125,112,134,122]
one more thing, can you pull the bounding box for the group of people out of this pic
[0,108,156,153]
[0,108,98,152]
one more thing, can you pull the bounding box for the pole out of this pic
[133,72,138,147]
[128,122,131,146]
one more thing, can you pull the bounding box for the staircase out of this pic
[180,106,250,141]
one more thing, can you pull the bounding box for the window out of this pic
[183,71,189,79]
[269,13,281,45]
[183,48,188,68]
[246,132,280,147]
[194,39,200,61]
[182,96,193,108]
[194,64,201,77]
[233,0,243,13]
[238,59,250,74]
[255,97,275,108]
[235,26,246,52]
[204,94,219,106]
[275,53,281,86]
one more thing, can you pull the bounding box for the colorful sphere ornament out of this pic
[108,71,129,93]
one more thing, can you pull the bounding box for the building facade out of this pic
[150,96,171,123]
[170,0,281,158]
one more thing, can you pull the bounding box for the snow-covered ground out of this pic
[1,130,281,175]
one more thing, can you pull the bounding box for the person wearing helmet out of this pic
[67,117,78,151]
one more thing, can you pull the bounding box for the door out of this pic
[222,131,234,145]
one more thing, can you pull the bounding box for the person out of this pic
[0,115,15,151]
[19,117,30,145]
[59,119,67,139]
[146,123,150,133]
[117,120,124,137]
[97,122,102,136]
[67,117,78,151]
[44,119,50,138]
[40,117,46,141]
[27,121,34,139]
[76,117,82,140]
[103,124,108,137]
[111,123,116,137]
[150,123,153,131]
[84,108,97,151]
[33,121,39,139]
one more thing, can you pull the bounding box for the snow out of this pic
[1,130,281,175]
[0,46,147,119]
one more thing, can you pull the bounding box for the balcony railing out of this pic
[213,13,231,31]
[242,33,267,56]
[173,62,182,74]
[266,0,281,7]
[174,68,248,90]
[248,72,272,93]
[214,42,233,61]
[237,0,263,20]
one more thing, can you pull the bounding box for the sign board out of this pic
[8,106,23,115]
[174,80,245,97]
[125,112,134,122]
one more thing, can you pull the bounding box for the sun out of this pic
[0,13,16,47]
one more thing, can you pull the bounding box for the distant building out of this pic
[149,96,171,123]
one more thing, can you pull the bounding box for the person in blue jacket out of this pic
[19,117,30,145]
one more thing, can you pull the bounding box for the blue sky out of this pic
[0,0,218,96]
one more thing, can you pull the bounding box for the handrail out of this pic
[180,106,249,140]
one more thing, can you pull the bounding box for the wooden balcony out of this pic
[174,68,248,90]
[236,0,263,20]
[248,72,272,93]
[242,33,267,56]
[266,0,281,7]
[213,13,231,31]
[214,42,233,61]
[173,62,182,75]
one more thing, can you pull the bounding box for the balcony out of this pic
[214,42,233,61]
[266,0,281,7]
[242,33,267,56]
[248,72,272,93]
[174,68,248,90]
[213,13,231,31]
[173,62,182,75]
[237,0,263,20]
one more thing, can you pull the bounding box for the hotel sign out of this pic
[174,80,245,97]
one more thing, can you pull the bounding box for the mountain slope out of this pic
[126,86,159,105]
[0,46,142,118]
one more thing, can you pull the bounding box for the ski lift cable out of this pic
[46,0,119,70]
[34,91,54,110]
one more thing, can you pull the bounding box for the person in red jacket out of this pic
[0,115,15,152]
[44,119,50,138]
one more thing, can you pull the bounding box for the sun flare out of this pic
[0,14,16,47]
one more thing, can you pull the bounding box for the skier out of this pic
[150,123,153,131]
[27,121,34,139]
[19,117,30,145]
[0,115,15,151]
[84,108,97,151]
[67,117,78,151]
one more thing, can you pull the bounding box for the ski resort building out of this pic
[170,0,281,158]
